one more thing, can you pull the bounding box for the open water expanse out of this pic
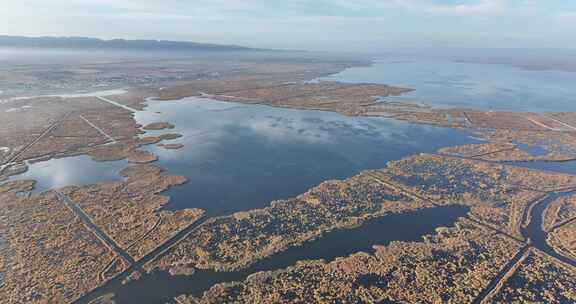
[323,57,576,112]
[136,98,478,216]
[12,97,480,211]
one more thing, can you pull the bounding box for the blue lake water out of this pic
[9,155,127,192]
[10,97,479,212]
[322,57,576,112]
[135,98,478,216]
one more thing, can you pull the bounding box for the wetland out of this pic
[1,51,576,304]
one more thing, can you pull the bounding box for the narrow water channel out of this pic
[79,205,469,304]
[522,193,576,267]
[506,160,576,176]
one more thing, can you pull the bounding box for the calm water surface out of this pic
[86,205,470,304]
[322,58,576,112]
[9,155,127,192]
[9,97,478,211]
[504,160,576,175]
[522,193,576,267]
[136,98,478,216]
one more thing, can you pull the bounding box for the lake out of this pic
[322,57,576,112]
[136,97,477,216]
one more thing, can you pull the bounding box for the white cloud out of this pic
[1,0,508,18]
[0,0,573,49]
[427,0,506,16]
[359,0,507,16]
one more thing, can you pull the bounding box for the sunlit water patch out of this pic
[9,155,127,192]
[322,57,576,112]
[5,97,480,207]
[136,97,480,216]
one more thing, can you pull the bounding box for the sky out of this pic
[1,0,576,51]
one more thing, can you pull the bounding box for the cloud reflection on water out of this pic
[11,155,127,192]
[135,98,478,213]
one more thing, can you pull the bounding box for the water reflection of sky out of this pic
[136,98,478,215]
[322,58,576,112]
[10,155,127,192]
[9,97,478,212]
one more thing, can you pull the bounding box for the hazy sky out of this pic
[2,0,575,50]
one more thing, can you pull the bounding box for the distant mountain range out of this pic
[0,35,256,51]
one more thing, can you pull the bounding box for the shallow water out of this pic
[136,98,479,216]
[9,155,127,192]
[514,143,548,157]
[322,58,576,112]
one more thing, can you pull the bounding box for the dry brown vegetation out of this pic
[479,129,576,161]
[158,143,184,150]
[547,112,576,129]
[4,55,576,304]
[437,143,553,162]
[378,154,574,239]
[542,194,576,231]
[142,122,175,130]
[61,164,204,260]
[0,188,122,304]
[197,81,412,116]
[0,95,146,182]
[464,112,555,131]
[146,172,427,273]
[439,143,517,158]
[490,250,576,303]
[143,153,576,304]
[0,179,35,194]
[361,105,576,163]
[191,218,522,304]
[385,154,576,194]
[126,150,158,164]
[0,97,87,163]
[547,221,576,261]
